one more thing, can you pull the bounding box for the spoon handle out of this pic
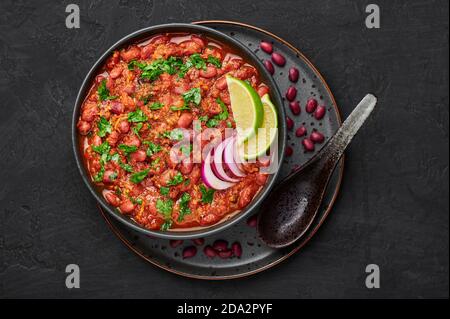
[324,93,377,162]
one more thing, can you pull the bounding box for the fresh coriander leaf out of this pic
[161,128,184,141]
[206,118,219,128]
[143,141,162,156]
[111,153,120,162]
[215,98,229,120]
[177,192,191,222]
[150,157,161,167]
[118,144,138,156]
[160,187,170,196]
[156,198,173,216]
[119,161,133,173]
[183,178,190,186]
[132,122,143,138]
[189,53,206,70]
[93,165,105,183]
[226,121,232,128]
[97,117,112,137]
[130,168,150,184]
[198,115,208,122]
[200,184,215,204]
[97,79,118,101]
[160,219,173,231]
[149,102,164,110]
[180,144,192,156]
[128,109,148,123]
[182,87,201,106]
[167,172,184,186]
[140,95,153,105]
[92,141,111,155]
[109,171,118,181]
[170,105,191,111]
[207,55,222,68]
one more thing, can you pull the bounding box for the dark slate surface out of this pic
[0,0,448,298]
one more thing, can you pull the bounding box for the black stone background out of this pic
[0,0,448,298]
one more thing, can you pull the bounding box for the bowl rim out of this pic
[71,23,287,239]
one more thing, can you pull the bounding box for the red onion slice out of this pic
[201,149,236,190]
[223,137,246,177]
[212,138,240,182]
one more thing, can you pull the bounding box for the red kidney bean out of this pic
[119,199,135,214]
[246,215,257,227]
[271,52,286,66]
[104,191,120,207]
[180,159,194,175]
[110,101,124,115]
[263,60,274,75]
[231,242,242,258]
[260,41,273,54]
[182,246,197,259]
[199,66,217,78]
[288,67,299,82]
[218,249,233,259]
[215,76,227,90]
[286,116,294,130]
[92,135,102,146]
[257,85,269,97]
[118,120,130,134]
[212,240,228,252]
[102,170,116,184]
[305,98,318,113]
[314,105,326,120]
[310,131,325,143]
[295,126,307,137]
[130,150,146,162]
[302,138,315,152]
[285,146,293,156]
[192,238,205,246]
[289,101,301,115]
[169,240,183,248]
[203,245,217,258]
[77,120,91,135]
[285,86,297,101]
[124,135,141,148]
[106,131,119,147]
[177,112,193,128]
[109,66,123,79]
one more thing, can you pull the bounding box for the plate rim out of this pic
[98,20,345,280]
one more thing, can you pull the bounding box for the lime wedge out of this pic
[240,94,278,160]
[226,75,264,142]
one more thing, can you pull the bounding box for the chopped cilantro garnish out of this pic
[200,184,215,204]
[118,144,138,156]
[170,105,191,111]
[149,102,164,110]
[97,117,112,137]
[93,166,105,183]
[167,172,184,186]
[97,80,118,101]
[161,128,184,141]
[160,187,170,196]
[177,192,191,222]
[205,98,229,127]
[198,115,208,122]
[207,55,222,68]
[143,141,162,156]
[206,118,220,128]
[130,168,150,184]
[156,198,173,216]
[160,220,173,231]
[128,109,148,123]
[132,122,143,138]
[92,141,111,155]
[180,144,193,156]
[182,87,201,106]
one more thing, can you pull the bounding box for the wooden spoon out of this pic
[257,94,377,248]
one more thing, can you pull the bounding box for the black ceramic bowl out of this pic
[72,23,286,239]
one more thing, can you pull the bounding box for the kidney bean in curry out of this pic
[77,33,271,231]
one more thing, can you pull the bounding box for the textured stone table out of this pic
[0,0,448,298]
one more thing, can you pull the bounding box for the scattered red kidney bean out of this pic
[286,116,294,130]
[218,249,233,259]
[310,131,325,143]
[271,52,286,66]
[212,240,228,252]
[288,67,299,82]
[192,238,205,246]
[285,86,297,101]
[203,245,217,258]
[169,240,183,248]
[305,98,318,113]
[314,105,326,120]
[246,215,257,227]
[302,138,315,152]
[260,41,273,54]
[289,101,301,115]
[285,146,293,156]
[182,246,197,259]
[263,60,274,75]
[295,126,307,137]
[231,242,242,258]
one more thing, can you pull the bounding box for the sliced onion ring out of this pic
[212,138,240,182]
[223,136,246,177]
[201,149,236,190]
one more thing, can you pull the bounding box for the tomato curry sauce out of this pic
[77,33,271,231]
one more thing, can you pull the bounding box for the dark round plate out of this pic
[98,21,344,279]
